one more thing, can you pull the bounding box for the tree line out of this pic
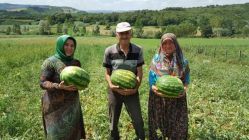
[1,3,249,37]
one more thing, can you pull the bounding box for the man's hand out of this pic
[109,83,119,90]
[109,83,120,93]
[118,88,137,96]
[110,83,137,96]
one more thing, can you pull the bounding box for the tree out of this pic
[213,28,232,37]
[209,16,224,28]
[178,22,197,37]
[63,23,68,34]
[105,23,111,30]
[47,13,74,25]
[73,25,80,35]
[12,24,21,35]
[154,30,163,39]
[162,25,180,36]
[81,25,87,36]
[6,26,11,35]
[39,20,51,35]
[242,25,249,37]
[23,26,27,32]
[56,24,63,34]
[134,26,144,38]
[92,24,100,35]
[200,25,213,38]
[26,26,29,32]
[197,16,213,37]
[134,19,143,28]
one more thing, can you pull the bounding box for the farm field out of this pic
[0,36,249,139]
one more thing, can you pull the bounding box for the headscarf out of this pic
[159,33,184,70]
[54,35,77,62]
[150,33,185,78]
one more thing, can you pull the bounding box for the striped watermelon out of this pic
[60,66,90,90]
[156,75,184,97]
[111,69,137,89]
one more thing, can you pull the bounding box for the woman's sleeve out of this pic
[148,54,159,88]
[183,59,190,85]
[149,70,158,88]
[40,59,57,90]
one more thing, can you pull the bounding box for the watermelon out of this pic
[60,66,90,90]
[111,69,137,89]
[155,75,184,97]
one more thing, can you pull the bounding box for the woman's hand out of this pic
[176,92,186,98]
[57,81,78,91]
[176,86,187,98]
[152,85,165,97]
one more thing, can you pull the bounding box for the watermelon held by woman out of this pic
[155,75,184,98]
[111,69,137,89]
[60,66,90,90]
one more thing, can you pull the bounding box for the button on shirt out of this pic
[103,43,144,74]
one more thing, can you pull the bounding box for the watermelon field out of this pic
[0,35,249,139]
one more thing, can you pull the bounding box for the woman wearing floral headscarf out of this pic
[148,33,190,140]
[40,35,86,140]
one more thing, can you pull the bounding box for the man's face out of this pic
[116,30,132,45]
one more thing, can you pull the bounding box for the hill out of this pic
[0,3,81,14]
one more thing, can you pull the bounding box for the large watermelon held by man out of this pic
[111,69,137,89]
[60,66,90,90]
[156,75,184,97]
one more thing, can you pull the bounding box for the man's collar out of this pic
[116,43,132,53]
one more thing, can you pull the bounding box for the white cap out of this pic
[116,22,132,33]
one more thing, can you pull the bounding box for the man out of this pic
[103,22,145,140]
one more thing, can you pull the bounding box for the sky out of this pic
[1,0,249,11]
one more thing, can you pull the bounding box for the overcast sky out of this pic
[1,0,249,11]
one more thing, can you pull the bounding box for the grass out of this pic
[0,36,249,139]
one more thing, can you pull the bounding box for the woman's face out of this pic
[64,39,75,56]
[161,38,176,56]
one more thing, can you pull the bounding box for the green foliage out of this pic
[5,26,11,35]
[242,25,249,37]
[105,23,111,30]
[92,24,100,35]
[213,28,232,37]
[72,24,80,35]
[80,25,87,36]
[154,31,163,39]
[12,24,21,35]
[62,23,68,34]
[56,24,62,34]
[47,13,74,25]
[134,27,144,38]
[200,25,213,38]
[134,19,143,28]
[38,20,50,35]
